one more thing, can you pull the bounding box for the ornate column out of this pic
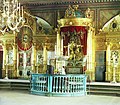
[87,29,92,70]
[91,28,95,81]
[56,28,61,56]
[111,51,119,83]
[12,43,17,77]
[105,42,111,81]
[86,27,95,81]
[32,43,37,73]
[43,44,47,73]
[61,37,63,56]
[2,42,7,78]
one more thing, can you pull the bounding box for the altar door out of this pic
[95,51,106,82]
[18,51,32,77]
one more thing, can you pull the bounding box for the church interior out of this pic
[0,0,120,92]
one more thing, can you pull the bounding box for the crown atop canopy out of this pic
[65,5,85,18]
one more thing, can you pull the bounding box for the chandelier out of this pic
[0,0,25,34]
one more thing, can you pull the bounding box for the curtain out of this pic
[60,26,88,55]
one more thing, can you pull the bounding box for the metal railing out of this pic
[30,74,87,96]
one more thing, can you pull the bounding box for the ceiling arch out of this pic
[102,14,120,32]
[36,16,54,35]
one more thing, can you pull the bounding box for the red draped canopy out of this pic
[60,26,87,55]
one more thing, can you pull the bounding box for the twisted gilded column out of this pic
[2,42,7,78]
[61,37,63,56]
[87,29,92,71]
[105,42,111,81]
[32,43,37,73]
[43,44,47,73]
[12,43,17,77]
[56,28,61,56]
[86,28,95,81]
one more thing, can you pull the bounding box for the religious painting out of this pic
[8,50,13,64]
[17,26,33,51]
[37,51,43,64]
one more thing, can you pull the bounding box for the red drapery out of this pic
[60,26,87,55]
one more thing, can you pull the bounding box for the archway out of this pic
[95,14,120,82]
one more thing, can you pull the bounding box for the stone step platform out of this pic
[0,79,30,91]
[0,79,120,97]
[87,82,120,97]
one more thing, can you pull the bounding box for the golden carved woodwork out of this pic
[111,43,120,50]
[96,33,120,50]
[65,5,75,18]
[96,42,106,50]
[58,5,93,28]
[85,8,92,18]
[68,41,83,61]
[58,18,93,27]
[24,11,36,32]
[33,35,56,51]
[46,43,55,51]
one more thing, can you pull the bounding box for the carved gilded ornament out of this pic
[68,41,83,61]
[58,5,93,27]
[96,37,106,42]
[106,37,120,43]
[43,43,55,51]
[96,36,120,50]
[85,8,92,19]
[96,43,106,50]
[24,11,36,28]
[59,18,93,27]
[111,43,120,50]
[33,36,56,51]
[65,5,75,18]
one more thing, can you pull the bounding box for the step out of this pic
[87,87,120,92]
[88,90,120,97]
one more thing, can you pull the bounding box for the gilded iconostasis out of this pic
[0,0,120,82]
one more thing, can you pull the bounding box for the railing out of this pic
[30,74,87,96]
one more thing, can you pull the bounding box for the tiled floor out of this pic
[0,90,120,105]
